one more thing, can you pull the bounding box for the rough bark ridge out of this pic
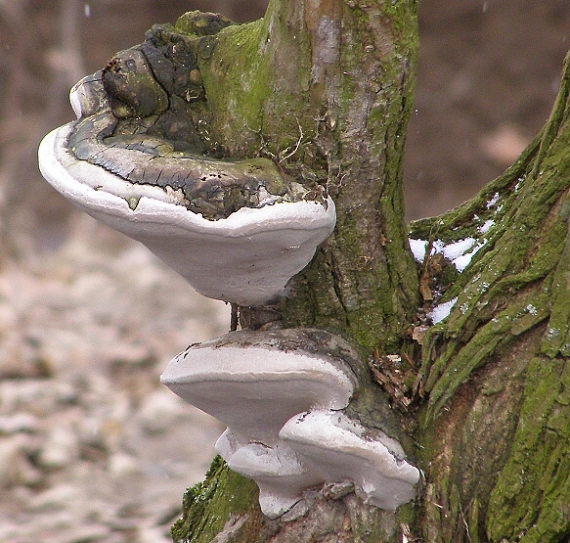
[409,52,570,543]
[142,1,570,542]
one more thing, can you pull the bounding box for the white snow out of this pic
[454,239,488,272]
[452,253,474,272]
[441,238,477,261]
[409,238,428,262]
[486,192,500,209]
[409,235,485,272]
[478,220,495,234]
[428,297,458,324]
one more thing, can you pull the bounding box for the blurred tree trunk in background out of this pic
[0,0,94,259]
[166,1,570,542]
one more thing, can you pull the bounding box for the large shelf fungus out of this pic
[38,11,420,523]
[38,22,335,306]
[160,329,420,518]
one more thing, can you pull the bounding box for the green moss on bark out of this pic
[411,73,570,418]
[278,0,420,353]
[409,50,570,543]
[171,456,261,543]
[165,8,570,543]
[169,0,421,541]
[486,358,570,543]
[196,19,272,155]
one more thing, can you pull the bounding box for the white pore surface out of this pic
[160,342,355,444]
[280,410,420,512]
[38,125,336,306]
[221,438,322,518]
[161,338,420,516]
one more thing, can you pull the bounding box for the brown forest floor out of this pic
[0,1,568,542]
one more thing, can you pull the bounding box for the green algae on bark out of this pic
[407,50,570,543]
[171,456,262,543]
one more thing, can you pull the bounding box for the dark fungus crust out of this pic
[67,12,312,220]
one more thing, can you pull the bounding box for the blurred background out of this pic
[0,1,568,542]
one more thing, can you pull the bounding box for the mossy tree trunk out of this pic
[409,52,570,542]
[165,1,570,542]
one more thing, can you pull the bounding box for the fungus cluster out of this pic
[38,13,419,519]
[160,329,420,518]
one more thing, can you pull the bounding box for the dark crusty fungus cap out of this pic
[39,45,335,306]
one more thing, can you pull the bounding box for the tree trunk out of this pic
[408,53,570,542]
[148,1,570,542]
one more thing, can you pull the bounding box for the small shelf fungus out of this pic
[280,410,420,512]
[38,27,335,306]
[160,329,420,518]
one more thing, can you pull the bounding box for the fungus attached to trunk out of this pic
[160,329,357,439]
[38,13,420,521]
[160,329,420,517]
[280,410,421,511]
[216,433,323,518]
[38,31,335,306]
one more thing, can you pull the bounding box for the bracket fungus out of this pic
[280,410,420,512]
[38,26,335,306]
[161,329,420,518]
[38,12,420,521]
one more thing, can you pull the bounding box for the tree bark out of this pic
[142,1,570,542]
[409,52,570,543]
